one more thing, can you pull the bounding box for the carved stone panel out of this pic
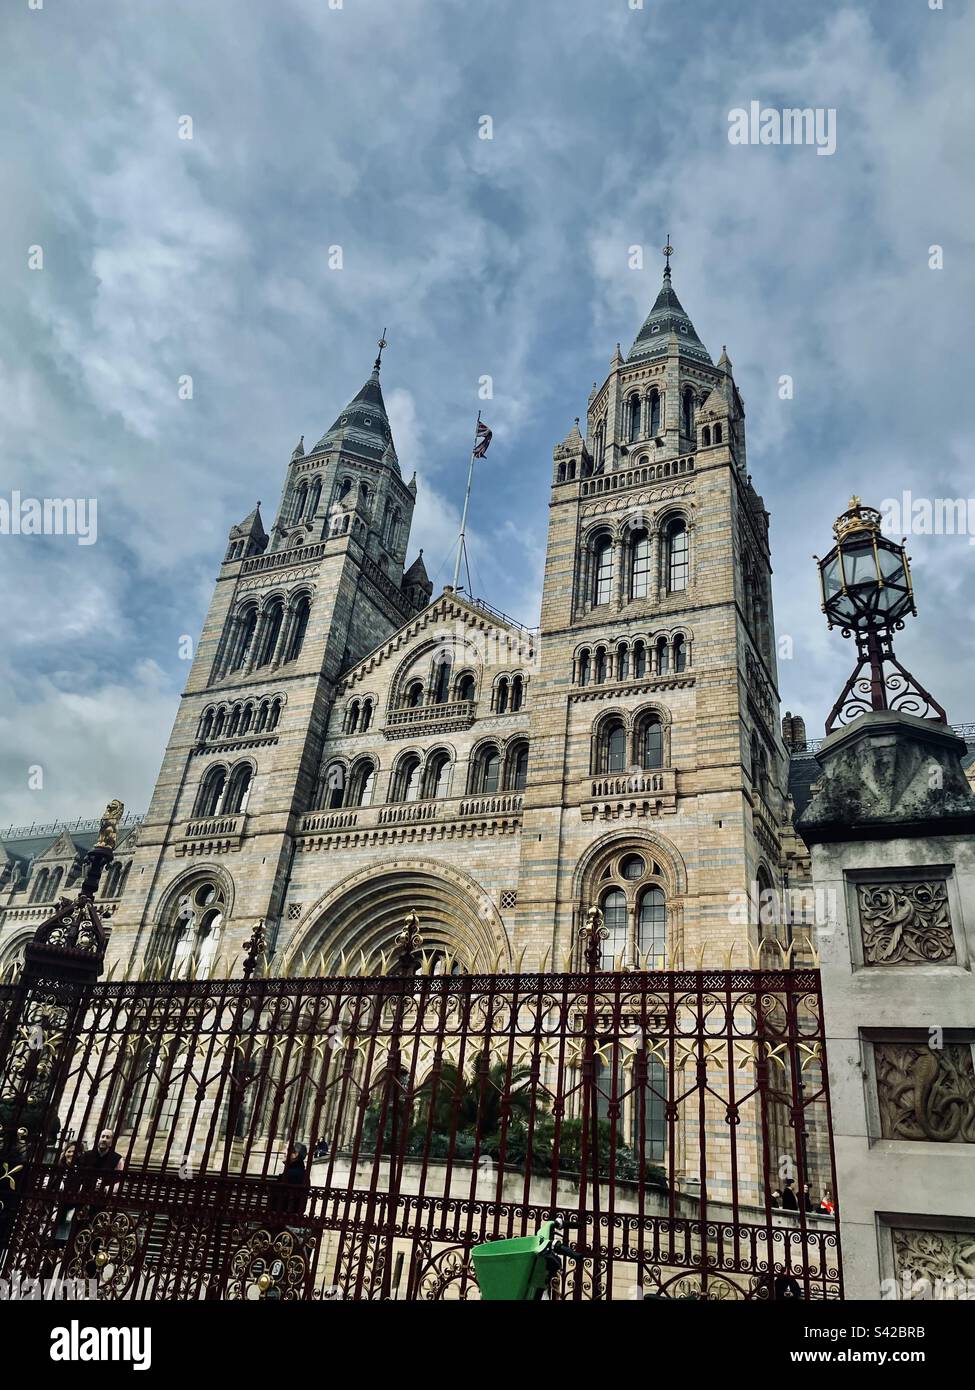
[874,1040,975,1142]
[856,880,954,965]
[892,1228,975,1297]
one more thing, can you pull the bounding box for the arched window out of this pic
[633,641,646,678]
[617,643,629,681]
[508,742,529,791]
[666,519,688,592]
[628,394,641,442]
[394,754,422,803]
[200,709,215,742]
[601,888,628,967]
[648,389,661,437]
[578,649,590,686]
[510,674,524,712]
[213,708,226,739]
[496,677,509,714]
[47,867,63,900]
[433,660,451,704]
[641,717,664,769]
[292,480,308,523]
[230,607,258,672]
[255,702,269,733]
[284,595,311,663]
[714,423,723,444]
[348,759,376,808]
[655,637,669,674]
[228,705,241,737]
[347,701,361,734]
[702,426,711,447]
[630,530,650,599]
[307,477,322,517]
[30,869,49,904]
[592,536,613,606]
[673,634,687,672]
[339,477,353,501]
[405,680,424,709]
[240,703,253,735]
[638,887,666,964]
[422,750,452,800]
[472,745,501,794]
[599,718,627,774]
[320,761,346,810]
[267,698,282,732]
[195,766,227,819]
[361,700,373,732]
[224,763,253,815]
[594,647,607,683]
[256,599,284,667]
[456,672,476,703]
[682,386,694,438]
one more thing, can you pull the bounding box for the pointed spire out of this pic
[717,344,733,374]
[561,417,583,448]
[626,240,711,366]
[291,434,305,459]
[312,340,399,473]
[408,471,417,496]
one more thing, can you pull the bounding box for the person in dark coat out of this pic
[780,1178,799,1211]
[274,1142,309,1217]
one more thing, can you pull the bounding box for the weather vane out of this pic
[663,237,674,270]
[374,328,388,371]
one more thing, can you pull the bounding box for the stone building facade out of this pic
[1,265,791,986]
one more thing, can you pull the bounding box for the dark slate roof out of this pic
[0,826,137,866]
[788,753,822,820]
[403,550,430,585]
[627,267,712,366]
[312,364,399,471]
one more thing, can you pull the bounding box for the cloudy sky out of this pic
[0,0,972,828]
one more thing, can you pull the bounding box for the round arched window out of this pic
[621,854,645,880]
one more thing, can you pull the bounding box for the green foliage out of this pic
[356,1057,668,1192]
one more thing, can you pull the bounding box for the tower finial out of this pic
[374,328,388,373]
[662,236,674,279]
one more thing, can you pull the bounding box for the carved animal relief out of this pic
[856,880,954,965]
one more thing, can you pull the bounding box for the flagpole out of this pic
[452,411,481,592]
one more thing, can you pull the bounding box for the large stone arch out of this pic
[285,858,511,973]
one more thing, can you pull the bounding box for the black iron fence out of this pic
[0,953,841,1300]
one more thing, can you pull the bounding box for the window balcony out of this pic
[383,700,477,735]
[297,792,523,839]
[580,769,677,821]
[177,814,246,855]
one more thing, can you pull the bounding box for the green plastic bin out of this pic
[471,1221,555,1301]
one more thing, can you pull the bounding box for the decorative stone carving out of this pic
[857,880,954,965]
[892,1228,975,1296]
[875,1041,975,1142]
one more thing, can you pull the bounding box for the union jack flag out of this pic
[472,419,493,457]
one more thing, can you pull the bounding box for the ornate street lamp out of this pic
[815,497,946,732]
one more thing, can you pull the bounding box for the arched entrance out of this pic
[288,859,511,973]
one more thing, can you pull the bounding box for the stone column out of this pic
[798,712,975,1299]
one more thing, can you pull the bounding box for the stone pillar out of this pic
[798,712,975,1300]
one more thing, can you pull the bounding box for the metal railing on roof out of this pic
[789,721,974,759]
[0,812,144,844]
